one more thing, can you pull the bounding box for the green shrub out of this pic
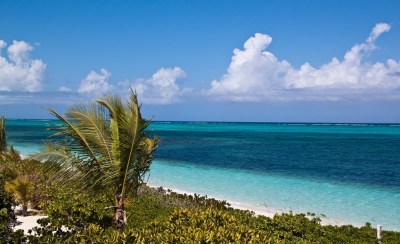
[7,183,400,243]
[0,175,16,241]
[124,191,172,229]
[26,185,112,243]
[0,158,53,213]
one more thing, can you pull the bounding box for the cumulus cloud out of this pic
[208,23,400,101]
[0,40,46,92]
[209,33,291,101]
[78,68,112,96]
[121,67,189,104]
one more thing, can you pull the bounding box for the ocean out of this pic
[5,119,400,230]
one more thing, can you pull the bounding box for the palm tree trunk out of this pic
[22,204,28,216]
[112,194,125,233]
[0,115,7,153]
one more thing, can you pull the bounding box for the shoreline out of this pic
[17,152,385,230]
[9,183,380,234]
[146,183,355,228]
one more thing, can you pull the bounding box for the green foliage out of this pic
[128,208,273,243]
[137,186,231,210]
[0,115,21,162]
[85,207,400,244]
[123,185,234,230]
[5,175,33,216]
[0,115,6,153]
[17,185,400,243]
[26,185,112,243]
[0,115,7,153]
[0,158,52,214]
[321,223,400,243]
[124,191,172,229]
[0,175,16,241]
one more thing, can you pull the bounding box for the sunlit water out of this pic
[6,119,400,230]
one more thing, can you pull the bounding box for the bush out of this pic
[120,208,399,244]
[26,186,112,243]
[0,175,16,241]
[0,158,53,214]
[6,183,400,243]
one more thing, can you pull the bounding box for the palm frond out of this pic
[31,142,83,183]
[5,175,33,205]
[97,94,125,167]
[49,108,103,168]
[66,104,115,166]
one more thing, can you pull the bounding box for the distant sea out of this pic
[6,119,400,230]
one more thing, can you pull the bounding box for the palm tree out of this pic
[0,115,7,154]
[5,176,33,216]
[0,116,21,161]
[33,90,158,232]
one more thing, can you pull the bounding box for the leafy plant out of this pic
[27,185,112,243]
[0,116,21,161]
[14,185,400,243]
[5,175,33,216]
[1,158,52,215]
[0,175,16,241]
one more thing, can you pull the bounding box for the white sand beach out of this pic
[13,215,46,234]
[148,184,351,228]
[10,183,356,235]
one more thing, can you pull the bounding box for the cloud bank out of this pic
[0,40,46,92]
[2,23,398,106]
[208,23,400,101]
[76,67,188,104]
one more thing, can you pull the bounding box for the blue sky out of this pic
[1,0,399,122]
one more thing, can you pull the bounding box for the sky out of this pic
[0,0,400,122]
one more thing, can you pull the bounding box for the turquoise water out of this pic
[5,120,400,230]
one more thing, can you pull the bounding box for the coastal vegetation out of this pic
[0,173,15,240]
[33,90,158,232]
[1,92,400,243]
[3,184,400,243]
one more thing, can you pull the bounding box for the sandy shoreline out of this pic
[11,183,369,234]
[147,183,353,228]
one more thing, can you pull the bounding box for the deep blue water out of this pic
[5,119,400,230]
[151,122,400,191]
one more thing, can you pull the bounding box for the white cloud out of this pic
[75,67,188,104]
[78,68,112,96]
[122,67,188,104]
[0,40,46,92]
[367,23,391,43]
[207,23,400,101]
[0,40,6,50]
[58,86,72,92]
[209,33,291,101]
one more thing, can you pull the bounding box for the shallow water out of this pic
[6,120,400,230]
[149,160,400,229]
